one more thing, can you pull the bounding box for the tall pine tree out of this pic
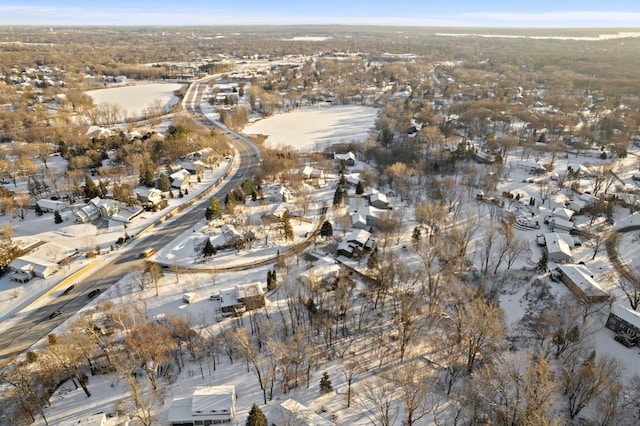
[246,403,268,426]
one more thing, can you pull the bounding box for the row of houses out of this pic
[167,384,333,426]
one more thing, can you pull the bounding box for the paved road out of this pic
[0,78,260,367]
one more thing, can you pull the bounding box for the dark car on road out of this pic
[49,310,62,319]
[63,285,76,295]
[88,289,101,299]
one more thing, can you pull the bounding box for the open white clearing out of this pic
[242,105,378,151]
[85,82,183,118]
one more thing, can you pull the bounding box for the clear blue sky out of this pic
[0,1,638,27]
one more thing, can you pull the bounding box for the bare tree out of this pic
[391,361,436,425]
[561,350,623,419]
[474,349,558,425]
[355,374,399,426]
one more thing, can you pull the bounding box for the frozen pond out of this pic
[242,105,378,151]
[85,82,184,118]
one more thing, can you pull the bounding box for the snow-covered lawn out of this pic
[242,105,379,151]
[85,82,183,118]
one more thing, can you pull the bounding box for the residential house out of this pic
[550,208,574,222]
[63,412,129,426]
[181,160,206,175]
[74,204,100,223]
[606,305,640,338]
[337,228,374,258]
[545,232,573,263]
[298,263,341,288]
[368,190,391,210]
[208,224,247,251]
[36,198,68,213]
[334,151,356,166]
[517,161,547,174]
[8,256,58,280]
[168,385,236,425]
[74,197,119,223]
[136,188,163,206]
[271,399,334,426]
[555,264,609,303]
[170,169,191,191]
[265,185,293,203]
[549,218,574,233]
[219,283,265,316]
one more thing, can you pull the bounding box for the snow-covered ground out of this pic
[242,105,379,151]
[7,100,640,424]
[85,82,183,118]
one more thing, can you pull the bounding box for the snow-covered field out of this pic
[242,105,379,151]
[85,82,183,118]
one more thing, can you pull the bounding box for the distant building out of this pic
[168,385,236,425]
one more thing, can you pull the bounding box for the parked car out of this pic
[49,310,62,319]
[88,288,101,299]
[63,285,76,295]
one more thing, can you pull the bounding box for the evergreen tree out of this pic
[355,180,365,195]
[282,211,294,241]
[206,197,223,220]
[267,270,272,290]
[156,174,171,192]
[54,211,63,224]
[320,372,333,394]
[246,403,268,426]
[332,185,344,206]
[271,269,277,285]
[320,220,333,239]
[203,239,216,257]
[84,175,99,199]
[140,163,155,187]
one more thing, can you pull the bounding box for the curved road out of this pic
[0,78,260,367]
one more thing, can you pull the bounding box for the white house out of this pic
[168,385,236,425]
[74,197,119,223]
[334,151,356,166]
[368,191,391,209]
[170,169,191,190]
[545,232,573,263]
[36,198,68,213]
[550,207,574,221]
[63,412,129,426]
[136,188,163,205]
[8,256,59,280]
[264,185,293,203]
[549,217,574,233]
[271,399,334,426]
